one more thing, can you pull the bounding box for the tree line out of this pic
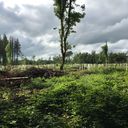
[53,43,127,64]
[72,51,127,64]
[0,34,21,65]
[0,34,127,66]
[21,49,127,65]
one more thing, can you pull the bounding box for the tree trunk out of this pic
[60,53,65,70]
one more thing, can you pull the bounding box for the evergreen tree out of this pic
[9,36,14,64]
[5,42,13,64]
[0,34,22,65]
[14,38,21,64]
[2,34,8,65]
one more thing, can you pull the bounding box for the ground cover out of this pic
[0,67,128,128]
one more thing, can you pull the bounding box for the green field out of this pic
[0,67,128,128]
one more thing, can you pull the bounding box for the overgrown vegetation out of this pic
[0,68,128,128]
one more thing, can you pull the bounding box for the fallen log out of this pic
[0,76,29,81]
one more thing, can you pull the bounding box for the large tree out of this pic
[53,0,85,70]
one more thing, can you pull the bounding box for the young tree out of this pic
[53,0,85,70]
[32,55,36,65]
[101,42,108,64]
[91,51,96,64]
[66,50,73,63]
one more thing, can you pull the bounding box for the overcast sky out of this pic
[0,0,128,59]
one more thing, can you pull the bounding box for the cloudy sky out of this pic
[0,0,128,59]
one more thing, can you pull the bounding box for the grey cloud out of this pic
[72,0,128,45]
[108,40,128,53]
[19,4,58,37]
[0,2,22,33]
[0,2,59,57]
[0,2,57,37]
[19,36,47,57]
[0,0,127,58]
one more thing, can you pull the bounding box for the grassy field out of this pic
[0,67,128,128]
